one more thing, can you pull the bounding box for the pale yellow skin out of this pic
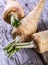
[10,0,45,36]
[32,30,48,53]
[17,0,45,36]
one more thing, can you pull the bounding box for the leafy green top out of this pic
[11,15,20,27]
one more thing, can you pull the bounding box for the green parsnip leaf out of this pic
[11,15,20,27]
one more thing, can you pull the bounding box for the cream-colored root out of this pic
[18,0,45,36]
[32,30,48,53]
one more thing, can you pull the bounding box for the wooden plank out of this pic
[0,0,48,65]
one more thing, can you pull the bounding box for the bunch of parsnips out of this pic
[3,0,46,57]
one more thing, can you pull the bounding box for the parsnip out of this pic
[3,0,24,23]
[16,0,45,37]
[4,30,48,57]
[32,30,48,53]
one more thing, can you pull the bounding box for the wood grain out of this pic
[0,0,48,65]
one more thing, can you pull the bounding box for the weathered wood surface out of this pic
[0,0,48,65]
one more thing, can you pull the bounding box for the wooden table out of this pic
[0,0,48,65]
